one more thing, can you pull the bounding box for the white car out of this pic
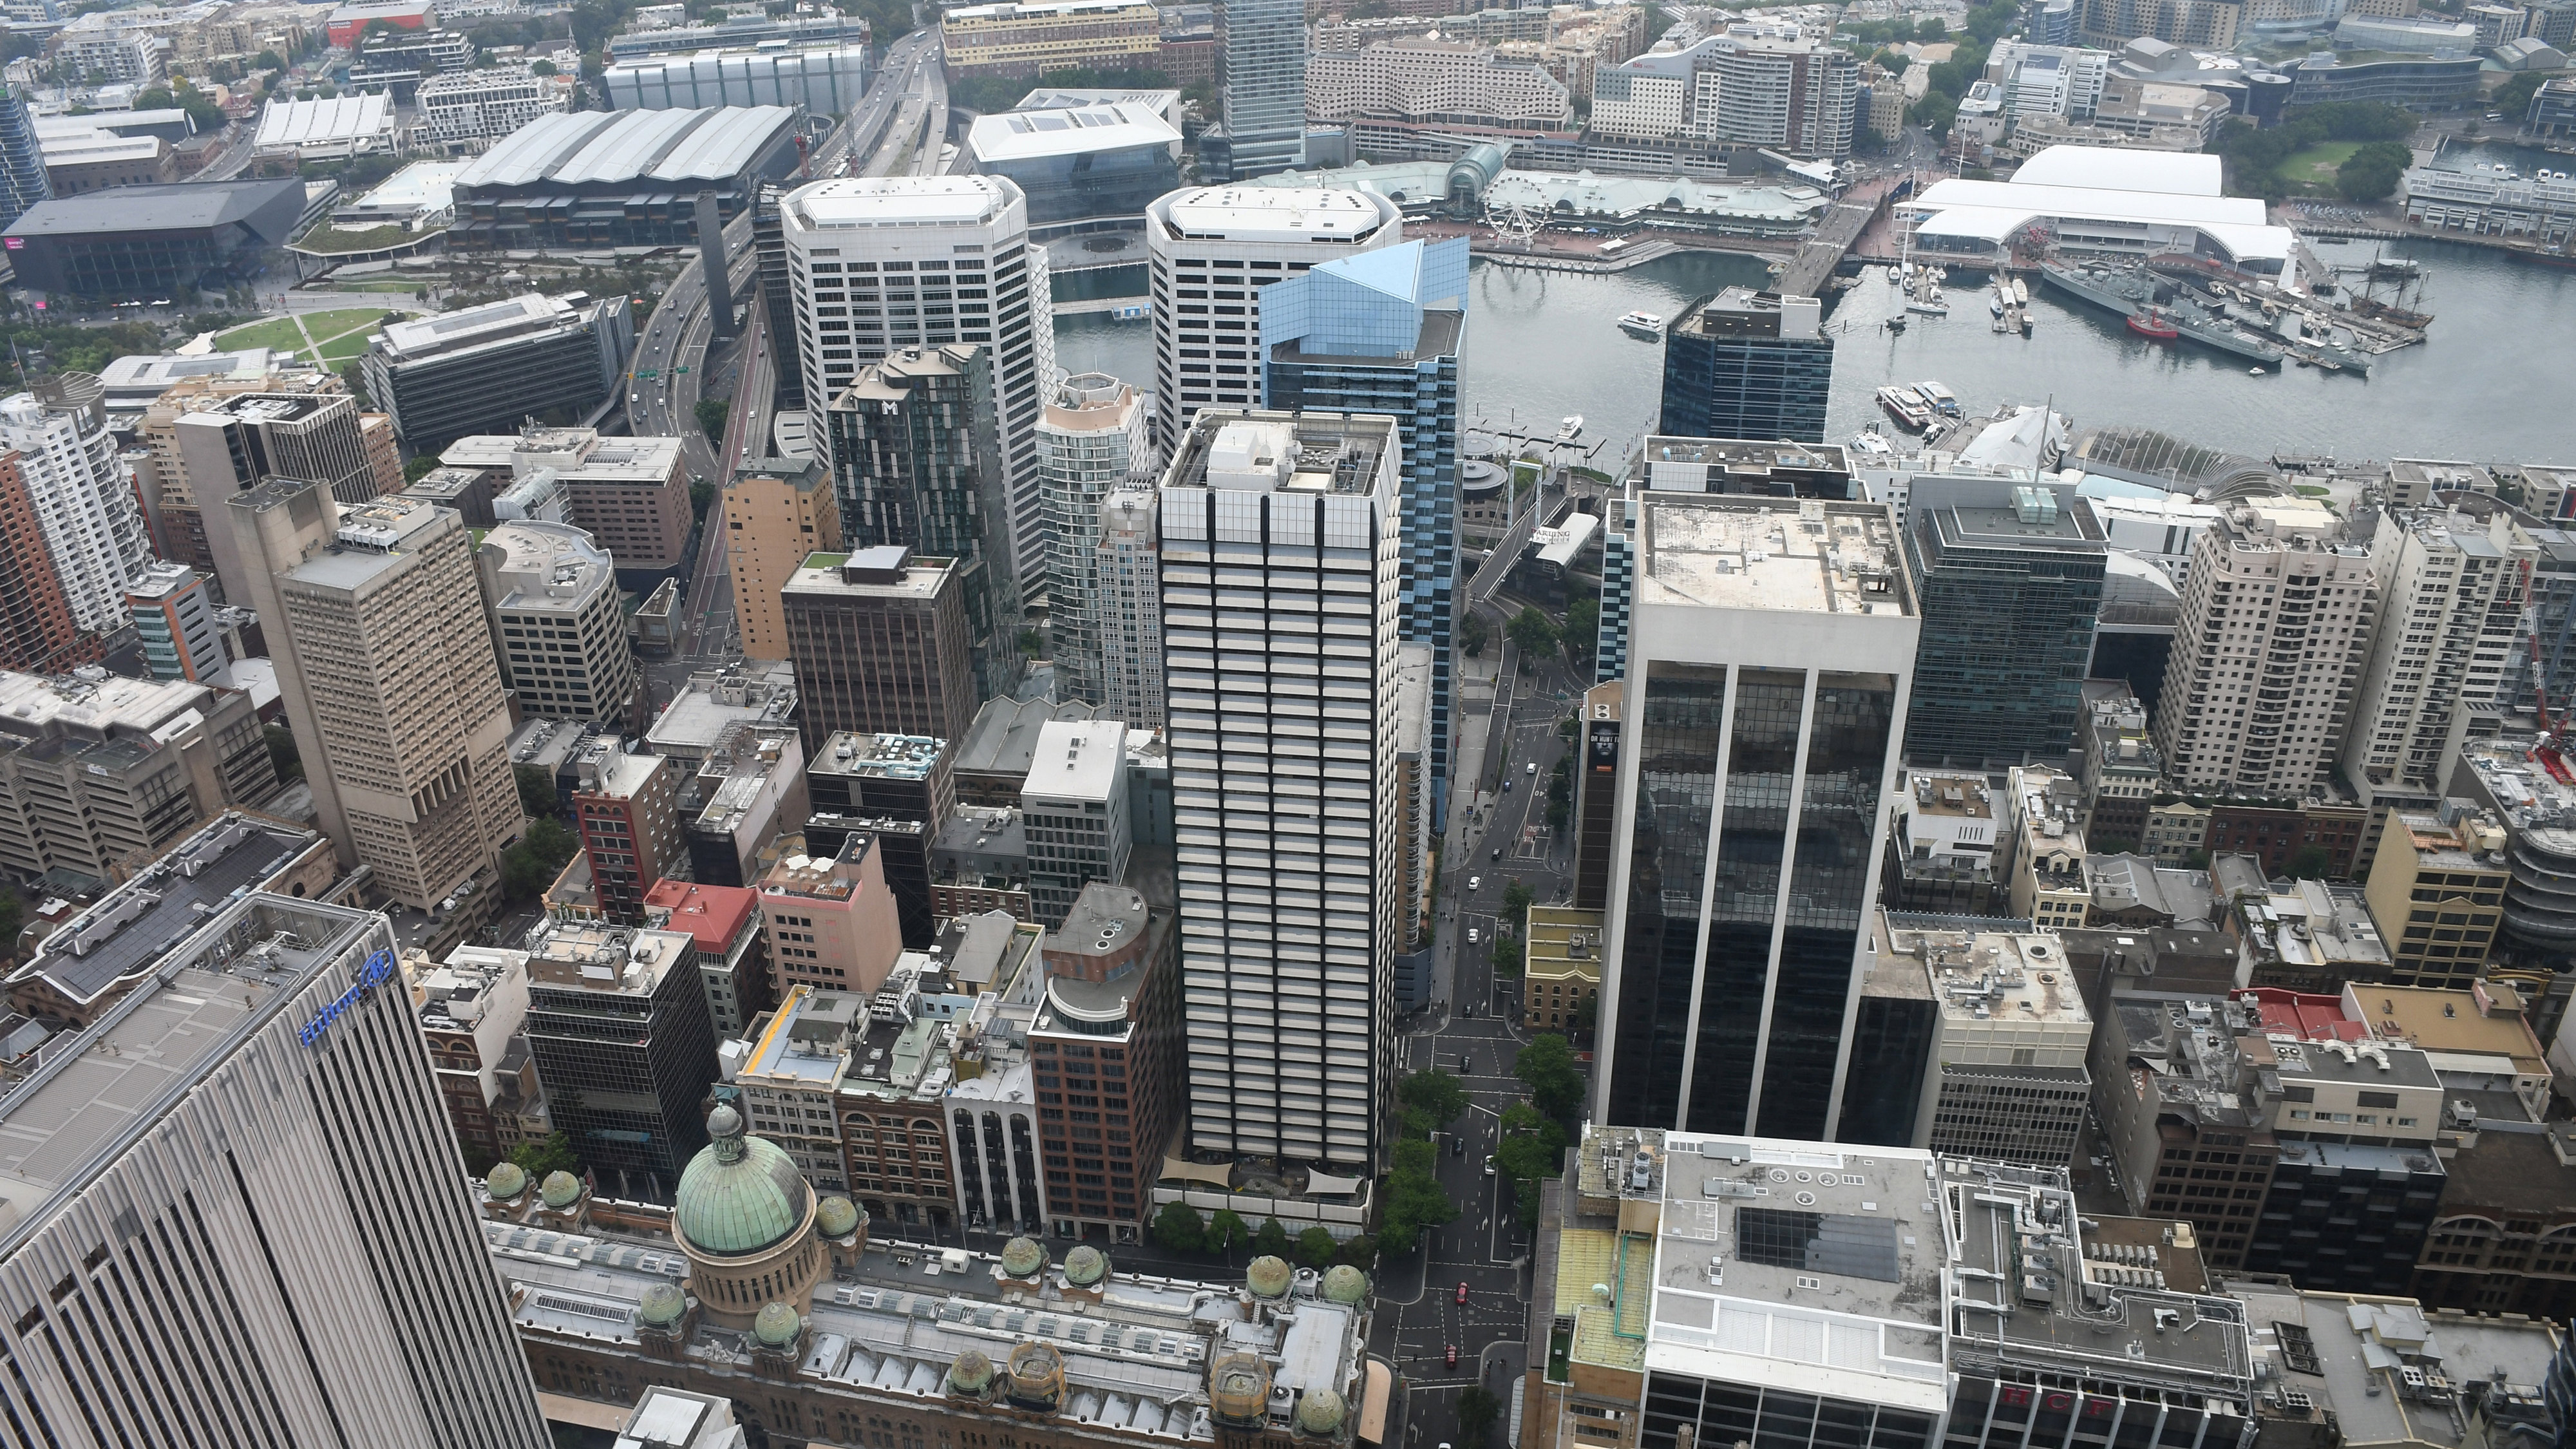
[1467,875,1481,892]
[1467,928,1480,945]
[1527,761,1539,775]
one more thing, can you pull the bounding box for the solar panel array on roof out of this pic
[1735,1206,1904,1283]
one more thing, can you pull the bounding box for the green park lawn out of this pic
[2275,141,2365,196]
[213,307,417,366]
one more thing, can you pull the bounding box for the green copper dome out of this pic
[539,1170,582,1208]
[637,1282,687,1328]
[1295,1388,1347,1436]
[817,1195,862,1238]
[1246,1255,1293,1298]
[947,1349,995,1394]
[1063,1244,1108,1285]
[753,1301,801,1347]
[1321,1265,1368,1305]
[675,1103,812,1256]
[1000,1236,1048,1278]
[484,1162,526,1200]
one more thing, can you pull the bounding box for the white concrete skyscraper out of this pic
[1156,408,1403,1170]
[0,375,148,636]
[1038,372,1150,708]
[1217,0,1309,175]
[1095,488,1166,729]
[1592,492,1918,1143]
[0,887,549,1448]
[774,175,1057,585]
[1143,186,1402,453]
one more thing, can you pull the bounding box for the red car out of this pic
[1456,1281,1470,1305]
[1445,1344,1459,1368]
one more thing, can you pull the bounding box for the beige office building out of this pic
[2151,500,2380,797]
[2344,506,2533,807]
[227,482,520,914]
[724,456,840,662]
[475,520,644,728]
[135,365,339,586]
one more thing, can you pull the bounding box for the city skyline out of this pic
[14,36,2576,1445]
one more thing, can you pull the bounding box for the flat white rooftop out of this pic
[1021,719,1124,804]
[1157,185,1392,241]
[785,175,1017,230]
[1636,497,1912,617]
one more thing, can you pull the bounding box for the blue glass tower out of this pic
[1262,236,1467,828]
[0,88,52,234]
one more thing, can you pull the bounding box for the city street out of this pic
[1368,597,1592,1446]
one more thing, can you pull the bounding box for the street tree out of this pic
[1506,606,1559,662]
[1461,609,1491,659]
[1253,1218,1294,1260]
[1377,1138,1458,1251]
[1397,1067,1470,1129]
[1458,1388,1502,1448]
[509,1131,579,1179]
[1151,1202,1207,1252]
[1209,1208,1251,1253]
[1296,1227,1338,1270]
[515,762,560,820]
[1497,1103,1569,1226]
[1515,1033,1586,1123]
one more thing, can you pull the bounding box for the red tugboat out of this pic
[2126,305,2179,341]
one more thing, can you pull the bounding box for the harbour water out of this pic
[1052,234,2576,468]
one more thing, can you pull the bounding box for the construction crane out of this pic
[2530,661,2573,784]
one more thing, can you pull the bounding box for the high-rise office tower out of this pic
[0,450,99,675]
[0,377,149,636]
[0,669,277,882]
[783,545,980,748]
[1020,718,1133,927]
[1657,287,1834,444]
[1143,186,1403,451]
[752,183,805,410]
[177,389,383,603]
[1038,373,1150,708]
[473,520,644,727]
[124,560,233,686]
[569,746,685,922]
[0,86,53,231]
[1216,0,1309,175]
[775,176,1056,586]
[136,366,341,584]
[1594,492,1917,1141]
[724,455,839,662]
[2344,504,2533,808]
[227,483,520,914]
[1264,236,1466,827]
[0,890,551,1449]
[823,344,1019,699]
[1095,488,1167,729]
[1900,477,2107,766]
[522,916,721,1193]
[2152,500,2379,797]
[1157,409,1403,1170]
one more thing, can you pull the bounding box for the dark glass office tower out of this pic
[1656,287,1834,444]
[1595,489,1918,1140]
[1900,475,2107,766]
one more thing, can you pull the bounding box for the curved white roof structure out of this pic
[254,93,393,151]
[1908,143,2302,275]
[453,106,796,190]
